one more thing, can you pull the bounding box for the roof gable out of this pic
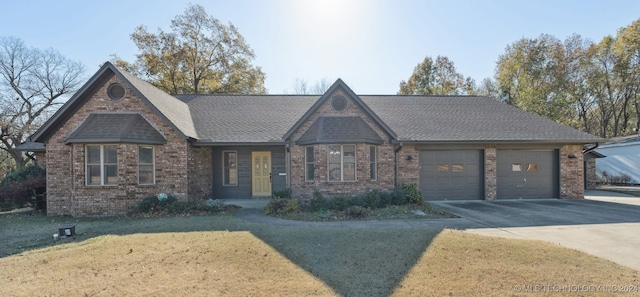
[65,113,166,144]
[31,62,197,143]
[296,116,384,145]
[282,79,397,141]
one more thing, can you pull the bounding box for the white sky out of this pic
[1,0,639,94]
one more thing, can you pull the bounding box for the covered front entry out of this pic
[251,151,272,196]
[419,150,483,200]
[497,149,559,199]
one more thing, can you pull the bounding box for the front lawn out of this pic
[0,213,637,296]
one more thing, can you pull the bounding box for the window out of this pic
[328,144,356,181]
[527,163,538,172]
[512,164,522,171]
[86,145,117,186]
[437,164,449,172]
[305,146,314,181]
[452,164,464,172]
[370,146,377,180]
[223,151,237,186]
[138,146,154,185]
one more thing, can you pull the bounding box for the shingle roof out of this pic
[13,141,45,152]
[65,113,166,144]
[173,94,318,143]
[116,66,198,139]
[296,116,384,145]
[359,95,602,143]
[174,94,600,144]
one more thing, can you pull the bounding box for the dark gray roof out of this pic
[172,94,601,144]
[359,96,602,143]
[13,141,45,152]
[30,62,197,143]
[66,113,166,144]
[296,116,384,145]
[116,66,198,139]
[282,79,397,141]
[173,94,318,144]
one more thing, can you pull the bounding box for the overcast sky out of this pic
[1,0,639,94]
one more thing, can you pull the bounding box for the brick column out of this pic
[484,145,497,200]
[560,145,584,199]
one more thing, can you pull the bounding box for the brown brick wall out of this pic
[397,145,419,185]
[45,74,202,216]
[585,158,597,190]
[484,145,497,200]
[560,144,584,199]
[187,146,213,199]
[289,89,395,199]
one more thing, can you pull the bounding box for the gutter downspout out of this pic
[285,143,291,189]
[583,142,599,154]
[394,143,403,188]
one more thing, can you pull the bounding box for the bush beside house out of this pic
[0,165,46,212]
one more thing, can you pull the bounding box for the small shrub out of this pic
[391,187,407,205]
[265,197,299,215]
[403,183,423,204]
[363,189,383,209]
[330,196,349,211]
[309,190,328,212]
[272,188,292,199]
[135,194,178,213]
[344,206,368,218]
[283,199,300,213]
[205,199,225,208]
[379,190,393,207]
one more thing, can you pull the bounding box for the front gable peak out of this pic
[283,79,397,141]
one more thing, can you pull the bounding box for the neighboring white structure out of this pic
[596,135,640,185]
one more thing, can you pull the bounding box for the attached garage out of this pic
[419,150,483,200]
[497,150,559,199]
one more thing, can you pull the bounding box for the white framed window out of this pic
[305,146,314,182]
[370,145,377,181]
[328,144,356,181]
[223,150,238,186]
[86,145,117,186]
[138,146,155,185]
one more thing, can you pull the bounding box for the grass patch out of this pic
[0,214,637,296]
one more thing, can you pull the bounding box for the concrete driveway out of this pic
[431,190,640,271]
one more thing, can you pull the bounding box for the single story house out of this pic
[594,135,640,185]
[17,62,602,216]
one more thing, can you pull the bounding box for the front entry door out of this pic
[251,151,272,196]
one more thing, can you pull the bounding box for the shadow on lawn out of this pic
[248,226,442,297]
[0,213,441,296]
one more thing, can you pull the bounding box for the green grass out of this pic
[1,213,637,296]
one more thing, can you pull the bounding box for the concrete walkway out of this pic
[224,190,640,270]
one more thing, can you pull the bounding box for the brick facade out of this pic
[585,158,597,190]
[288,88,395,199]
[560,144,584,199]
[36,66,593,216]
[484,145,497,200]
[45,74,211,216]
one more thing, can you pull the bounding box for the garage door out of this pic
[497,150,558,199]
[419,150,483,200]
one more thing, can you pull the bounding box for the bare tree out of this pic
[290,78,332,94]
[0,36,84,168]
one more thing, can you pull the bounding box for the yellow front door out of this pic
[251,151,272,196]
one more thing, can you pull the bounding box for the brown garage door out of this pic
[497,150,559,199]
[419,150,483,200]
